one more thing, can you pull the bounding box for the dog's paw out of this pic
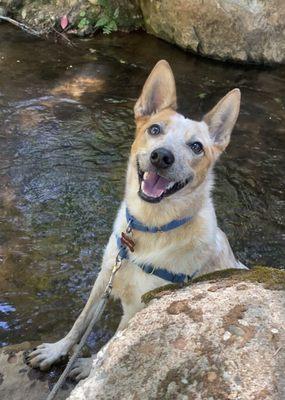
[68,357,92,382]
[27,339,69,371]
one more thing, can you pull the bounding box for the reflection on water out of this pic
[0,25,284,348]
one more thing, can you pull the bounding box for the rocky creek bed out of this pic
[0,0,284,64]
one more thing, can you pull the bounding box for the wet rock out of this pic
[3,0,283,64]
[69,269,285,399]
[0,342,75,400]
[139,0,285,64]
[0,6,7,17]
[1,0,23,13]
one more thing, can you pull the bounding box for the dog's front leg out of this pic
[28,264,112,371]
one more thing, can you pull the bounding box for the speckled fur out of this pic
[29,60,246,380]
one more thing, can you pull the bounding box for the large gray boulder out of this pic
[69,268,285,400]
[139,0,285,64]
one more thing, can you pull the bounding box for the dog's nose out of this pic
[150,148,175,169]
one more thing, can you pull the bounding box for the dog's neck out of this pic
[125,166,214,228]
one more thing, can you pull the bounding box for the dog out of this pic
[28,60,246,380]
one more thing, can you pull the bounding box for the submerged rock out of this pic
[139,0,285,64]
[68,268,285,400]
[0,342,75,400]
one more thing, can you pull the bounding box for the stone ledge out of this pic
[68,267,285,400]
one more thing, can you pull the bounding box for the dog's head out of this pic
[126,60,240,210]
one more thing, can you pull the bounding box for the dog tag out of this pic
[121,232,135,252]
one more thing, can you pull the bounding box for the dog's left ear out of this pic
[134,60,177,119]
[203,89,241,152]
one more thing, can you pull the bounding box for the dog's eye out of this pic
[148,124,161,136]
[190,142,204,154]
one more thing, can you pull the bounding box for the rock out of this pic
[68,267,285,400]
[139,0,285,64]
[0,6,7,17]
[0,342,75,400]
[1,0,23,13]
[1,0,284,63]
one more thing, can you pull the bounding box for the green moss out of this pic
[142,266,285,304]
[193,266,285,289]
[192,268,244,283]
[142,283,179,304]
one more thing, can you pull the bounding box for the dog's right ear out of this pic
[134,60,177,119]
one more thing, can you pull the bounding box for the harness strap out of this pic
[126,208,192,233]
[116,234,197,284]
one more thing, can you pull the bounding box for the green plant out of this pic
[77,10,90,30]
[96,0,119,35]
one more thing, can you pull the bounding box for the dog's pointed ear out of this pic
[134,60,177,119]
[203,89,241,152]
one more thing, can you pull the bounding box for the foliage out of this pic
[95,0,119,35]
[75,1,119,35]
[77,10,91,30]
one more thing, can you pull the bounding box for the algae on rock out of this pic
[142,266,285,304]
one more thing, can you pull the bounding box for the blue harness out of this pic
[116,208,197,284]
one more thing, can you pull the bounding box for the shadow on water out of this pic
[0,25,284,349]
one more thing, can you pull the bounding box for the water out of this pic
[0,25,284,349]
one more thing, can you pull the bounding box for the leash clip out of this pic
[126,218,133,234]
[115,252,123,266]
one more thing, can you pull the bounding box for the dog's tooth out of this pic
[167,182,175,190]
[143,172,150,180]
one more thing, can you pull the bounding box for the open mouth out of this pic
[137,163,191,203]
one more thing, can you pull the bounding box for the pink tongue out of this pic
[141,172,171,198]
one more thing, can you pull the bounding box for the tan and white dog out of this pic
[29,60,246,380]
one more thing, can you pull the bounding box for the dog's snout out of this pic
[150,148,175,169]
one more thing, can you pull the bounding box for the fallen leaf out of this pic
[60,15,69,30]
